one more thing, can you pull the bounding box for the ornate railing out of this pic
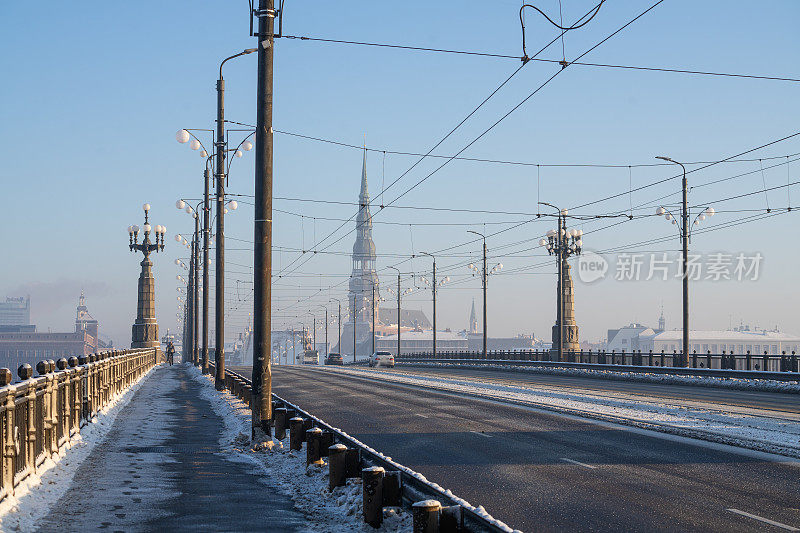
[0,348,157,501]
[397,349,800,373]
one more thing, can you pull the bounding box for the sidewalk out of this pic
[33,364,307,532]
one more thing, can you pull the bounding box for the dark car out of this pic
[325,353,344,365]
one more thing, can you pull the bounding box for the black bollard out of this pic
[289,417,305,451]
[328,444,348,491]
[320,430,335,457]
[383,471,402,506]
[362,466,385,528]
[440,505,463,533]
[274,407,288,440]
[412,499,441,533]
[345,448,361,478]
[306,428,323,466]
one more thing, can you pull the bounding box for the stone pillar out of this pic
[132,256,161,357]
[552,260,580,354]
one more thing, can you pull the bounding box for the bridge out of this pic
[0,350,798,532]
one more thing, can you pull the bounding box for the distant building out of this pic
[0,294,100,370]
[0,296,31,326]
[375,329,468,354]
[607,322,799,355]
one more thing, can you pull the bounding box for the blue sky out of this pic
[2,1,799,346]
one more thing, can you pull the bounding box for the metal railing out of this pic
[210,364,510,532]
[0,348,157,501]
[398,349,800,374]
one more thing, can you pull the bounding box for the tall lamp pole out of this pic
[330,298,342,354]
[467,232,502,358]
[388,267,401,357]
[420,252,449,358]
[127,204,166,355]
[655,156,715,367]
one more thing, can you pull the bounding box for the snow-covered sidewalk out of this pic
[189,366,414,532]
[0,362,156,530]
[322,367,800,458]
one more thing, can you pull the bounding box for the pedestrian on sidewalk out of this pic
[166,342,175,366]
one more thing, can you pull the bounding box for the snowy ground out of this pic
[0,363,157,530]
[189,366,415,532]
[397,362,800,393]
[320,366,800,458]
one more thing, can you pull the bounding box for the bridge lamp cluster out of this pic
[655,206,715,228]
[176,129,209,159]
[540,228,582,255]
[419,275,451,288]
[128,203,166,251]
[467,263,503,276]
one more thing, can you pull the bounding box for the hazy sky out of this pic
[2,1,799,347]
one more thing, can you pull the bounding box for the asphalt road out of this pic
[391,365,800,416]
[233,365,800,532]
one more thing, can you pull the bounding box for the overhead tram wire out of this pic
[273,1,669,288]
[271,1,609,283]
[280,36,800,84]
[272,129,800,169]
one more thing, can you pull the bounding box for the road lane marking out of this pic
[469,431,492,438]
[560,458,596,469]
[414,414,429,418]
[726,509,798,531]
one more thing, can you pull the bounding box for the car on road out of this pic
[302,349,319,365]
[369,351,395,368]
[325,353,343,365]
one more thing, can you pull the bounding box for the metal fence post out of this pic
[412,499,441,532]
[362,466,385,528]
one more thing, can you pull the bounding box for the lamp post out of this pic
[176,200,203,365]
[420,252,449,358]
[388,267,401,357]
[128,203,166,355]
[214,48,257,391]
[320,305,328,357]
[467,231,502,358]
[330,298,342,355]
[538,203,582,362]
[655,156,715,367]
[363,279,378,355]
[176,130,212,371]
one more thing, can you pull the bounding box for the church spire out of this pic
[469,299,478,334]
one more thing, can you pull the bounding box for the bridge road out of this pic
[33,365,306,533]
[235,365,800,533]
[391,364,800,416]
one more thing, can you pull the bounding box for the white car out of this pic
[369,351,395,368]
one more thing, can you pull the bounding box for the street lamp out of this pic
[363,278,379,356]
[655,155,715,367]
[330,298,342,355]
[467,231,501,358]
[538,203,582,362]
[385,267,413,357]
[128,203,166,354]
[419,252,450,358]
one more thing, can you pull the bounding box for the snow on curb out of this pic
[325,366,800,459]
[0,363,158,530]
[398,362,800,393]
[189,366,413,532]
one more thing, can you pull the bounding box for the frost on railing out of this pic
[0,348,157,501]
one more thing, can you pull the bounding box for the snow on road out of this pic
[320,366,800,458]
[190,367,413,532]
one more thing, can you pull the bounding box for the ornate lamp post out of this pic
[654,157,715,367]
[420,252,450,358]
[538,203,582,362]
[128,203,166,356]
[467,231,502,358]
